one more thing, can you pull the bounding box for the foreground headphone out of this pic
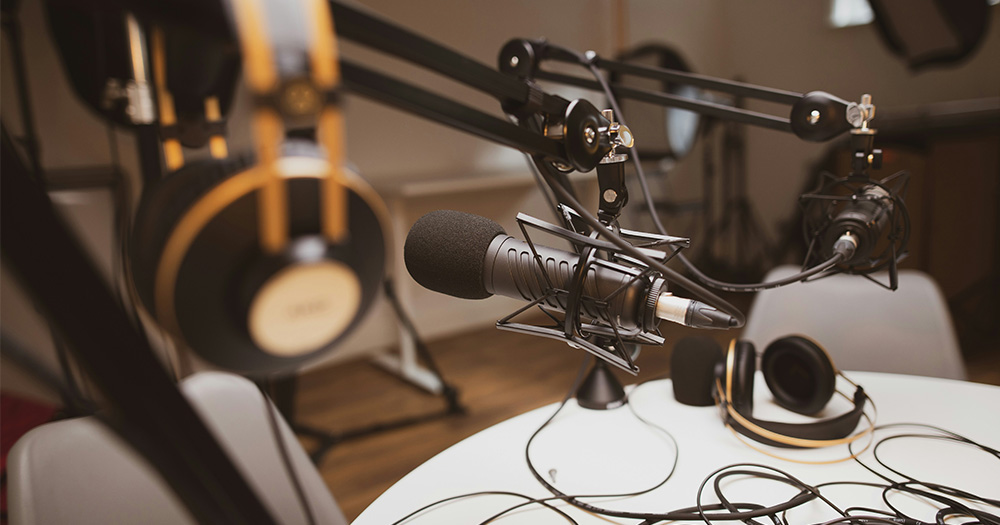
[672,335,871,449]
[130,0,388,375]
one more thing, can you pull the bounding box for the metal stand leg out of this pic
[369,325,444,394]
[279,279,465,465]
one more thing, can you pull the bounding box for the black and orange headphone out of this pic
[130,0,388,375]
[672,335,874,453]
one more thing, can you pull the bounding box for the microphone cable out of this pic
[387,371,999,524]
[501,80,747,325]
[506,114,563,225]
[576,50,849,293]
[517,136,748,327]
[388,356,597,525]
[846,423,1000,525]
[391,490,580,525]
[519,361,681,523]
[390,362,819,524]
[517,365,842,524]
[258,382,317,525]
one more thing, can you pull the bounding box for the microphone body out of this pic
[821,184,893,265]
[404,210,735,333]
[484,234,657,332]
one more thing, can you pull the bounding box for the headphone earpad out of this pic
[670,336,723,406]
[129,143,387,376]
[761,336,836,416]
[730,340,757,415]
[131,155,252,313]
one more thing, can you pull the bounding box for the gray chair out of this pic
[7,371,348,524]
[741,265,966,380]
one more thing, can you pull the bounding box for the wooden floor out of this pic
[296,319,1000,521]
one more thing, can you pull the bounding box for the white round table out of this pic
[352,372,1000,524]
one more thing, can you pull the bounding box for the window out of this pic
[829,0,875,28]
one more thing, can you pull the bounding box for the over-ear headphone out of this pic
[671,335,871,449]
[129,0,388,375]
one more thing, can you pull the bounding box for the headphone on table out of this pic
[130,0,388,376]
[672,335,873,449]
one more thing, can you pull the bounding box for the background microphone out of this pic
[801,170,910,289]
[820,183,894,265]
[404,210,736,331]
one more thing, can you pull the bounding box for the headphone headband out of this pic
[720,339,873,449]
[228,0,348,250]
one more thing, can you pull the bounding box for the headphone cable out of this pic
[258,382,317,525]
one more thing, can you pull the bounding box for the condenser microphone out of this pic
[820,183,894,265]
[404,210,736,331]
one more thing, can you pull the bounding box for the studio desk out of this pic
[352,371,1000,524]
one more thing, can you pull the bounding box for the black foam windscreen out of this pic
[671,336,723,407]
[404,210,506,300]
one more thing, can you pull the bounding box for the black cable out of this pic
[258,383,317,525]
[843,506,899,518]
[519,361,681,523]
[844,424,1000,525]
[411,476,803,524]
[888,481,1000,525]
[581,52,848,294]
[106,125,123,300]
[106,123,133,307]
[47,324,95,414]
[506,113,562,223]
[809,482,930,525]
[695,464,830,525]
[387,358,594,525]
[851,423,1000,488]
[815,517,917,525]
[105,122,177,381]
[390,383,997,525]
[396,417,997,525]
[519,366,832,524]
[1,3,42,178]
[1,118,96,410]
[527,150,747,326]
[390,490,579,525]
[873,433,1000,488]
[0,332,90,414]
[711,470,791,525]
[522,377,833,523]
[682,252,845,292]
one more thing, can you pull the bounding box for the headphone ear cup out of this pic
[729,340,757,415]
[670,336,723,406]
[761,335,836,416]
[129,143,387,376]
[130,156,253,313]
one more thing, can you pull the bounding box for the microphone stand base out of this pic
[576,359,627,410]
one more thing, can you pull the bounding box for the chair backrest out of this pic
[7,371,347,525]
[742,266,966,380]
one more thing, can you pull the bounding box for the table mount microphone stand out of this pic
[573,159,643,411]
[575,348,630,411]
